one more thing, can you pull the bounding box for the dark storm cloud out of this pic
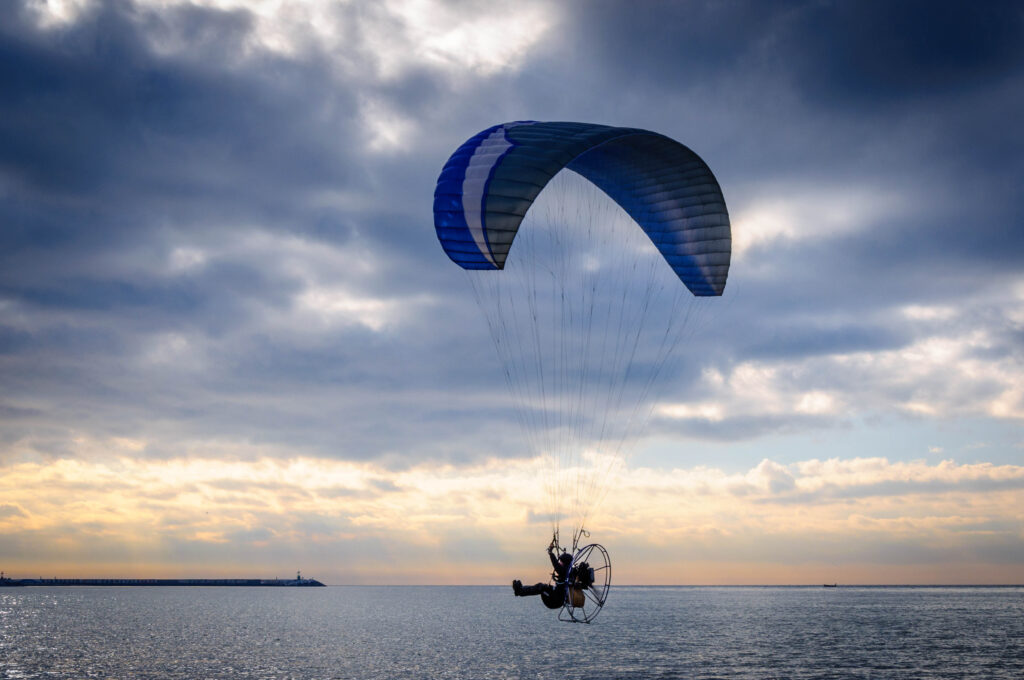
[566,0,1024,115]
[564,0,779,85]
[0,2,358,209]
[785,0,1024,107]
[557,1,1024,270]
[0,0,361,335]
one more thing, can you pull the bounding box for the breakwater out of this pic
[0,577,325,587]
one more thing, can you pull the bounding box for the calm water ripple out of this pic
[1,586,1021,679]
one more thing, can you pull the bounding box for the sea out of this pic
[1,585,1022,679]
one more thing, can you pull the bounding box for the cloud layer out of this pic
[1,0,1022,582]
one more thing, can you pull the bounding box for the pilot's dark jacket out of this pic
[514,548,572,609]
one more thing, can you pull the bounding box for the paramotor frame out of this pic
[558,543,611,624]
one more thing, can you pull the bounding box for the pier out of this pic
[0,570,325,587]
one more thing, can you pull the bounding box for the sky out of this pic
[1,0,1022,585]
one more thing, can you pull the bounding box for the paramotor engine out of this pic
[559,541,611,624]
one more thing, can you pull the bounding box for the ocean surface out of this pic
[1,585,1022,679]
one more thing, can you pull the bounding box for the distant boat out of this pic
[823,583,838,588]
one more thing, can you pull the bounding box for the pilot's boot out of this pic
[515,582,549,597]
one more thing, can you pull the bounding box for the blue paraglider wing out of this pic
[433,121,731,296]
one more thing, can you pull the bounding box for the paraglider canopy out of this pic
[434,121,731,296]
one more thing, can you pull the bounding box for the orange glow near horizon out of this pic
[2,450,1022,585]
